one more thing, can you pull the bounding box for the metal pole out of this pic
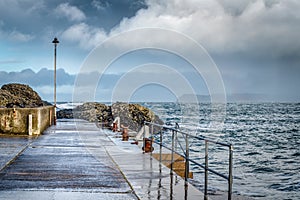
[159,130,162,168]
[175,123,179,152]
[54,43,57,125]
[228,144,233,200]
[185,134,189,186]
[52,37,59,125]
[170,130,175,175]
[204,140,208,200]
[143,123,145,153]
[150,123,154,159]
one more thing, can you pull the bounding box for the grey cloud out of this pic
[0,0,146,45]
[216,0,255,16]
[8,30,34,42]
[0,59,25,64]
[0,0,47,33]
[54,3,86,22]
[91,0,111,11]
[216,0,280,16]
[263,0,280,8]
[0,0,299,102]
[61,23,107,50]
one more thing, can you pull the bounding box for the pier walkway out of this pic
[0,119,204,200]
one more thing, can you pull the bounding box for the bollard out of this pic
[143,138,154,153]
[28,114,33,136]
[122,127,129,141]
[112,122,118,132]
[49,109,52,125]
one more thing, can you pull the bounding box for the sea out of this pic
[57,102,300,199]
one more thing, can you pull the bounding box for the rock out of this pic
[111,102,160,132]
[57,102,164,133]
[57,108,73,119]
[0,83,46,108]
[73,102,113,123]
[0,89,14,107]
[111,102,164,132]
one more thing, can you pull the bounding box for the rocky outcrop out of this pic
[73,102,113,123]
[58,102,164,132]
[0,83,46,108]
[111,102,159,132]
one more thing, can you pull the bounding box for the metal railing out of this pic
[144,121,233,200]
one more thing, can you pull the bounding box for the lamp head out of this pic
[52,37,59,44]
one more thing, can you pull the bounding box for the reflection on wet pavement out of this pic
[0,119,135,199]
[0,119,207,200]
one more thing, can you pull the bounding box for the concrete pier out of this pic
[0,119,206,200]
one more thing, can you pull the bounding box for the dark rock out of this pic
[111,102,162,132]
[57,109,73,119]
[0,89,14,107]
[0,83,46,108]
[57,102,164,133]
[73,102,113,123]
[43,101,53,106]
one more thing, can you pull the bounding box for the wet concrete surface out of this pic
[106,136,205,200]
[0,136,34,172]
[0,119,135,199]
[0,119,247,200]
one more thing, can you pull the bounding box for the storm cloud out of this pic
[0,0,299,102]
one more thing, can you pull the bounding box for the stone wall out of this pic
[0,106,54,135]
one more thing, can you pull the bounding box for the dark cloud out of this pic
[216,0,280,16]
[0,0,146,41]
[216,0,253,16]
[0,0,299,102]
[63,0,147,31]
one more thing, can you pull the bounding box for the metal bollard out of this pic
[143,138,154,153]
[122,127,129,141]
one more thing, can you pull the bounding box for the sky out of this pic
[0,0,299,102]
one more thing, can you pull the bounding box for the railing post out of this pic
[142,122,145,153]
[150,123,154,159]
[143,122,146,140]
[175,123,179,152]
[228,144,233,200]
[142,122,233,200]
[185,133,189,186]
[151,123,154,136]
[204,140,208,200]
[159,129,162,173]
[170,130,175,175]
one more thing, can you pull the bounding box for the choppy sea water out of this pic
[141,102,300,200]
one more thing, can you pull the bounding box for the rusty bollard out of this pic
[112,122,118,132]
[142,138,154,153]
[122,127,129,141]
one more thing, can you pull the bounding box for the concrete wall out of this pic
[0,106,54,135]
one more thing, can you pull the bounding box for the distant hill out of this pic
[0,68,75,86]
[178,93,296,103]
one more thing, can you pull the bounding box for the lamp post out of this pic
[52,37,59,125]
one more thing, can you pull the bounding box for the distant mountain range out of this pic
[0,68,75,86]
[1,68,298,103]
[179,94,297,103]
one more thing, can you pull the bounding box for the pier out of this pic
[0,119,205,199]
[0,119,253,199]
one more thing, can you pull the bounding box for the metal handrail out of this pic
[144,121,233,200]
